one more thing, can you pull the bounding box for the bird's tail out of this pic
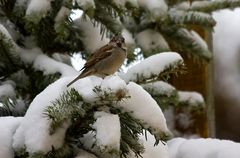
[67,69,95,87]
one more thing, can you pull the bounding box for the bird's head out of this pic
[109,35,127,50]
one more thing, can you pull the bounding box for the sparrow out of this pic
[67,35,127,87]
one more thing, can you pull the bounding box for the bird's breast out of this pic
[95,48,127,75]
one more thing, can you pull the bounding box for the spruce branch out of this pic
[0,96,27,116]
[14,144,74,158]
[125,60,186,85]
[168,9,216,27]
[119,113,145,158]
[0,0,16,17]
[0,30,22,77]
[44,88,86,134]
[166,0,202,6]
[142,81,179,110]
[93,2,123,35]
[189,0,240,13]
[162,28,212,61]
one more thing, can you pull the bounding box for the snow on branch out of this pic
[142,81,178,109]
[142,81,176,97]
[119,82,172,142]
[189,0,240,13]
[0,84,15,98]
[0,117,23,158]
[74,18,109,54]
[26,0,52,20]
[136,29,170,56]
[168,137,240,158]
[75,0,96,11]
[92,112,121,157]
[12,75,170,157]
[168,9,216,27]
[178,91,205,107]
[0,24,22,76]
[164,28,212,61]
[19,47,77,77]
[12,78,72,154]
[121,52,184,84]
[138,0,168,18]
[0,24,18,52]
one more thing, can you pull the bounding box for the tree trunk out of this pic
[170,27,215,137]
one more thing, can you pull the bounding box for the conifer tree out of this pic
[1,0,240,157]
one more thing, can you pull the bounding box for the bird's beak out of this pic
[122,43,127,51]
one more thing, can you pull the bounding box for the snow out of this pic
[54,6,70,23]
[122,52,183,83]
[66,76,170,154]
[213,9,240,101]
[137,0,168,17]
[18,47,41,63]
[0,24,18,49]
[74,18,109,54]
[191,1,211,10]
[136,29,169,52]
[100,76,127,92]
[68,76,127,103]
[168,138,240,158]
[142,81,176,97]
[76,0,95,10]
[71,53,86,71]
[0,84,15,98]
[26,0,51,16]
[190,30,208,50]
[12,78,72,154]
[18,47,78,77]
[119,82,171,139]
[52,53,72,65]
[93,112,121,153]
[0,24,14,40]
[33,54,78,77]
[178,91,204,106]
[122,29,135,47]
[139,131,169,158]
[78,111,121,157]
[0,117,22,158]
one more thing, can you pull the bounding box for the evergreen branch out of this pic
[178,91,205,107]
[168,9,216,27]
[166,0,203,6]
[0,96,26,116]
[93,86,129,104]
[14,144,74,158]
[189,0,240,13]
[23,0,84,53]
[142,81,179,110]
[44,88,86,134]
[93,2,123,34]
[0,31,22,77]
[0,0,16,17]
[127,60,186,85]
[23,67,61,101]
[118,113,144,158]
[162,28,212,61]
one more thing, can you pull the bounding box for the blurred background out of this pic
[213,8,240,141]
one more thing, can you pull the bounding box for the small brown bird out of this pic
[67,35,127,87]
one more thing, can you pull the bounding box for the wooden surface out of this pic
[169,27,215,137]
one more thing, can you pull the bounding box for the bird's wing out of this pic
[82,44,115,70]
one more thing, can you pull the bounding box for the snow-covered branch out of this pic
[121,52,184,84]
